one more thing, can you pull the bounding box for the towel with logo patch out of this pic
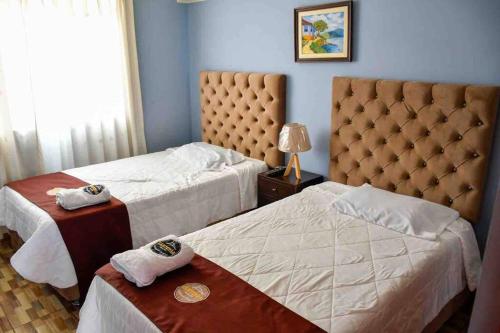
[56,184,111,211]
[110,235,194,287]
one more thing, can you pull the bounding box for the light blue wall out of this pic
[133,0,191,152]
[186,0,500,250]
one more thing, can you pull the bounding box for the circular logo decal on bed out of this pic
[150,239,181,257]
[46,187,66,196]
[83,184,105,195]
[174,283,210,303]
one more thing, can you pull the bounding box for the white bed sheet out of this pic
[78,181,481,333]
[0,149,267,289]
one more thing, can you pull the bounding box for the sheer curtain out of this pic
[0,0,147,186]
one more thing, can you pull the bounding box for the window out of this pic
[0,0,146,184]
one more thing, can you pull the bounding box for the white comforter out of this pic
[0,148,267,289]
[78,182,481,333]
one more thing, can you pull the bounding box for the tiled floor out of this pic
[0,234,471,333]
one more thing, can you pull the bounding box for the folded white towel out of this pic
[110,235,194,287]
[56,184,111,211]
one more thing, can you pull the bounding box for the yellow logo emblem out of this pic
[46,187,66,196]
[174,283,210,303]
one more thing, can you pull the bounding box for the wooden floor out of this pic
[0,235,472,333]
[0,238,78,333]
[437,303,473,333]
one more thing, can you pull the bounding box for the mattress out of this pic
[78,181,480,333]
[0,149,267,289]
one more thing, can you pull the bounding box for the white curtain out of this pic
[0,0,147,186]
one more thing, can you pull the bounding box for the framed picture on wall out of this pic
[294,1,352,62]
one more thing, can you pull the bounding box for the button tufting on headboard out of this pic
[330,77,499,222]
[200,71,286,167]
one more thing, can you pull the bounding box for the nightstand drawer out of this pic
[258,178,295,198]
[257,168,324,208]
[258,193,280,206]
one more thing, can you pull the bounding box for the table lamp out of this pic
[278,123,311,180]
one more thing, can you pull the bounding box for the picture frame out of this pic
[294,1,352,62]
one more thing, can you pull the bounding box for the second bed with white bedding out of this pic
[0,145,267,289]
[78,181,481,333]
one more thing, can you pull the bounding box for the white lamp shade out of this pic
[278,123,311,153]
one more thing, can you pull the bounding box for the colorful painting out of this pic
[295,2,352,62]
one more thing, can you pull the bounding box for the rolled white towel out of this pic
[110,235,194,287]
[56,184,111,211]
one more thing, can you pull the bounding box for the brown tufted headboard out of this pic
[200,71,286,167]
[330,77,499,223]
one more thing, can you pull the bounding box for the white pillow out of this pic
[166,142,245,170]
[190,142,245,166]
[333,184,459,240]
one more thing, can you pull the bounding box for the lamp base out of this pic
[283,153,302,180]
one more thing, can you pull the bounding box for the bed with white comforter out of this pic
[0,143,267,289]
[78,182,481,333]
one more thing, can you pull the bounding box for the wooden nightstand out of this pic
[258,167,324,207]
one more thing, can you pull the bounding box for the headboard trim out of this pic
[200,71,286,167]
[330,77,499,222]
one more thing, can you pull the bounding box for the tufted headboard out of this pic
[200,71,286,167]
[330,77,499,223]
